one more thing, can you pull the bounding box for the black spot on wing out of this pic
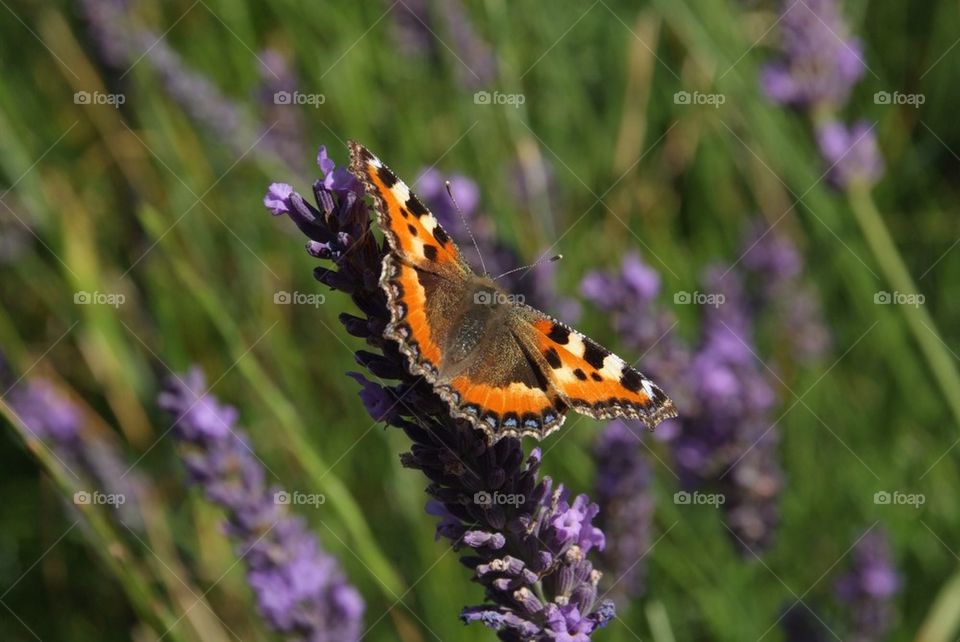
[650,386,669,405]
[590,372,603,382]
[547,324,570,345]
[620,368,643,393]
[406,195,428,216]
[583,340,609,369]
[423,245,439,261]
[573,368,587,381]
[544,347,562,369]
[376,165,397,188]
[407,224,418,236]
[433,225,450,245]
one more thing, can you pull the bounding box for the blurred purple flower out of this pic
[817,120,884,188]
[159,368,364,641]
[416,166,579,320]
[834,529,899,641]
[580,253,676,361]
[256,49,308,171]
[740,221,831,362]
[266,144,615,640]
[761,0,866,109]
[390,0,496,88]
[593,421,653,604]
[79,1,292,165]
[5,376,144,527]
[582,251,786,552]
[7,379,82,445]
[675,267,782,550]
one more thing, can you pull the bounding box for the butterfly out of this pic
[348,141,677,442]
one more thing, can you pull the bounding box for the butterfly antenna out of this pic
[493,254,563,281]
[445,180,487,277]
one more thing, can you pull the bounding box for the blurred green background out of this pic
[1,0,959,640]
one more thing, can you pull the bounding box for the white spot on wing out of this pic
[565,332,586,358]
[600,354,625,379]
[419,214,438,233]
[391,181,410,204]
[410,236,425,257]
[641,379,655,397]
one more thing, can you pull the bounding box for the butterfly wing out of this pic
[349,141,468,275]
[380,253,566,440]
[350,141,471,382]
[512,305,677,428]
[433,320,568,441]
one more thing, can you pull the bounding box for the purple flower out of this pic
[255,49,308,171]
[266,145,615,640]
[761,0,866,109]
[80,1,290,165]
[580,253,676,361]
[593,421,653,603]
[674,267,783,550]
[4,374,145,527]
[740,221,831,362]
[817,120,884,187]
[159,368,364,641]
[7,379,82,444]
[834,529,899,641]
[265,183,295,215]
[583,251,786,552]
[415,166,578,319]
[390,0,496,88]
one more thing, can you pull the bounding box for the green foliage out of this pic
[1,1,959,640]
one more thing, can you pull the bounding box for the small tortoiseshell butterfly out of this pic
[348,141,677,442]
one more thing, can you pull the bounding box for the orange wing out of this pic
[349,141,468,275]
[513,307,677,428]
[432,318,567,441]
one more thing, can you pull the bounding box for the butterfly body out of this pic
[350,141,677,442]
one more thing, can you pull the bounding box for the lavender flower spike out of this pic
[159,368,364,642]
[761,0,866,109]
[593,420,654,604]
[5,372,144,527]
[817,120,884,188]
[265,145,615,640]
[834,529,900,641]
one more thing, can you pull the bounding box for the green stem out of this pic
[0,404,191,642]
[917,567,960,642]
[847,184,960,428]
